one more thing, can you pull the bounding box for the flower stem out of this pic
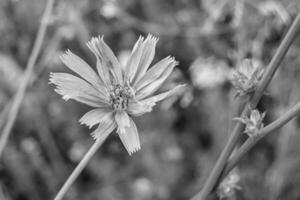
[191,12,300,200]
[54,132,110,200]
[209,101,300,193]
[0,0,55,158]
[223,101,300,177]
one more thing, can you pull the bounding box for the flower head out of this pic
[231,59,264,99]
[50,34,185,155]
[234,109,266,137]
[189,57,230,89]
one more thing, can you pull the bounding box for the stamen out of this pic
[110,84,135,110]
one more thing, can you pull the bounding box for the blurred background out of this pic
[0,0,300,199]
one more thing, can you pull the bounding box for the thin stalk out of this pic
[0,0,55,158]
[54,132,110,200]
[191,12,300,200]
[222,101,300,178]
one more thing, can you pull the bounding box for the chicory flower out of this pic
[50,34,185,155]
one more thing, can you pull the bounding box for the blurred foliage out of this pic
[0,0,300,200]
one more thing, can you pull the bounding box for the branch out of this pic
[191,11,300,200]
[0,0,56,158]
[223,101,300,178]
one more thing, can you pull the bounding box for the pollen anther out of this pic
[110,84,135,110]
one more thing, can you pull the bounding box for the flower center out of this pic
[110,84,135,110]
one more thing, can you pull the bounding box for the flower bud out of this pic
[234,109,266,137]
[231,59,264,99]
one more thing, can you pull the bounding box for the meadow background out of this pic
[0,0,300,199]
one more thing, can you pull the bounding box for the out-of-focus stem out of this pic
[191,12,300,200]
[54,132,110,200]
[0,0,55,158]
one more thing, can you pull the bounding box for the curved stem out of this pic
[0,0,55,158]
[191,11,300,200]
[54,132,110,200]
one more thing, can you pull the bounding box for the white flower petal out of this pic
[98,38,123,82]
[79,108,113,128]
[124,36,145,82]
[126,85,185,116]
[114,111,130,134]
[126,101,154,117]
[87,37,113,86]
[132,34,158,85]
[90,115,116,140]
[118,118,141,155]
[87,36,123,85]
[140,84,186,104]
[135,61,177,100]
[50,72,109,107]
[60,50,100,87]
[135,56,177,91]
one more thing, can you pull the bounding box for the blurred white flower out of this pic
[21,138,37,153]
[218,171,241,199]
[50,34,185,155]
[0,54,23,91]
[189,57,230,89]
[179,86,193,108]
[100,0,120,19]
[68,142,86,162]
[164,145,183,161]
[133,177,153,198]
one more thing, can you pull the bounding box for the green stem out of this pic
[0,0,55,158]
[222,101,300,179]
[54,132,110,200]
[191,12,300,200]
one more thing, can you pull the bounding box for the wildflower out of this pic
[100,0,120,19]
[231,59,264,99]
[189,57,230,89]
[50,34,185,155]
[234,109,266,137]
[217,171,241,199]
